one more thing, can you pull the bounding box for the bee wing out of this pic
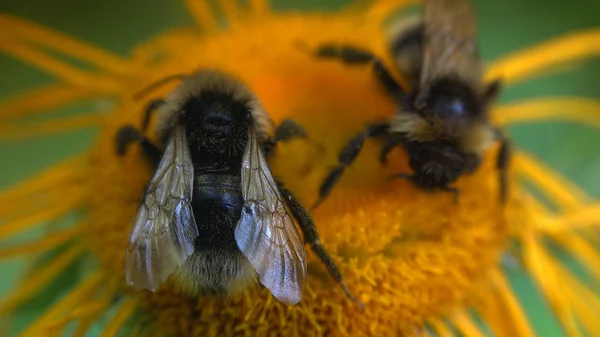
[235,129,307,305]
[125,124,199,291]
[420,0,482,88]
[388,16,424,87]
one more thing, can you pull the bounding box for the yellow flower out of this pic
[1,0,600,336]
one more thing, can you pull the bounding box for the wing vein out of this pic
[235,128,307,304]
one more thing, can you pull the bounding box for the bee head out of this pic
[407,141,465,188]
[415,77,482,120]
[181,92,251,135]
[179,91,252,152]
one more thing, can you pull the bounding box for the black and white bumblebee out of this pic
[115,70,361,306]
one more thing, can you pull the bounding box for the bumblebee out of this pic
[313,0,510,208]
[115,70,361,306]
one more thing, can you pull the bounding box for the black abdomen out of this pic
[191,174,244,252]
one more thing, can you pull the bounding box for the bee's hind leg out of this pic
[114,125,161,165]
[314,44,406,101]
[263,119,308,155]
[277,182,365,310]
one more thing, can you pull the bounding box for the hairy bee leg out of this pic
[379,134,405,165]
[315,44,405,100]
[387,172,413,182]
[277,182,365,310]
[442,186,460,204]
[314,123,389,209]
[263,118,308,155]
[115,125,162,164]
[141,99,166,132]
[274,118,308,141]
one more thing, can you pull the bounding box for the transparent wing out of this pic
[125,124,198,291]
[420,0,481,88]
[235,129,307,305]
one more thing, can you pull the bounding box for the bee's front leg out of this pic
[263,118,308,155]
[114,125,162,166]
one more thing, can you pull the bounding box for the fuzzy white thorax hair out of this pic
[154,69,274,140]
[388,113,496,155]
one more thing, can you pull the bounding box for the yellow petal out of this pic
[486,29,600,85]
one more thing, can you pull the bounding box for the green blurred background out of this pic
[0,0,599,336]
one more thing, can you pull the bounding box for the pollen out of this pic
[1,0,600,336]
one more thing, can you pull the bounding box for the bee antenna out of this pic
[133,73,187,100]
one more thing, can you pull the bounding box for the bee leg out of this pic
[115,125,162,165]
[277,182,365,310]
[263,118,308,155]
[441,186,460,204]
[315,44,405,100]
[495,131,511,204]
[483,79,503,104]
[314,122,389,209]
[141,99,166,132]
[387,172,413,182]
[379,134,405,165]
[274,118,308,141]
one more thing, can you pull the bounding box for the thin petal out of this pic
[493,98,600,128]
[0,84,95,122]
[523,233,581,337]
[0,156,83,201]
[98,298,138,337]
[514,152,590,211]
[0,243,87,316]
[43,301,109,335]
[450,311,486,337]
[219,0,243,23]
[0,114,103,141]
[486,29,600,85]
[478,269,536,337]
[0,14,138,76]
[18,271,105,337]
[428,318,454,337]
[0,35,122,92]
[556,204,600,230]
[185,0,220,31]
[0,193,84,239]
[250,0,270,16]
[0,226,83,259]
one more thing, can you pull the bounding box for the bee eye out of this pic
[434,96,468,117]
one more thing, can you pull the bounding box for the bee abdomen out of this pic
[170,249,256,297]
[192,174,244,252]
